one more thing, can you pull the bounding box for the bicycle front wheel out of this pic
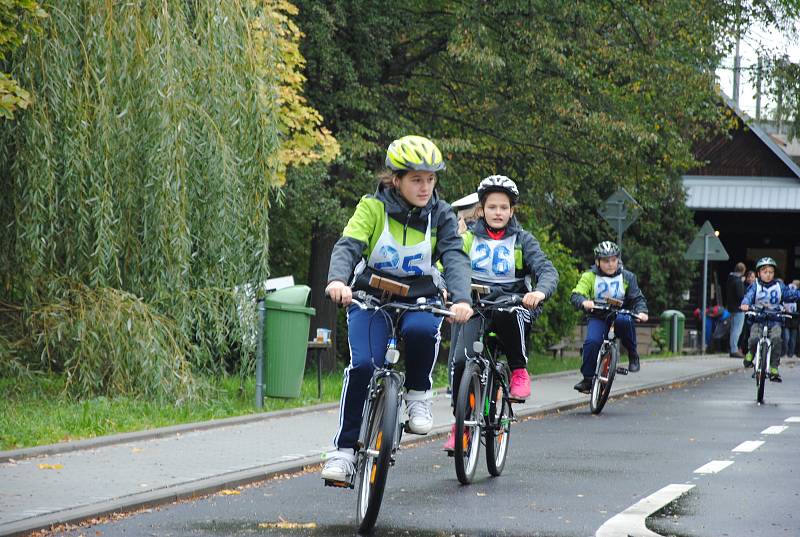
[755,341,768,404]
[356,374,400,533]
[590,344,617,415]
[485,367,511,476]
[454,362,482,485]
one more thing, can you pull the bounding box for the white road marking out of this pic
[732,440,764,452]
[595,483,695,537]
[783,416,800,423]
[761,425,788,435]
[694,460,734,474]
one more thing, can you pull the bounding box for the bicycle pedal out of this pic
[323,478,354,489]
[616,367,629,375]
[445,449,454,458]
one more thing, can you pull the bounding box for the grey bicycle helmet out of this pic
[755,257,777,270]
[477,175,520,205]
[594,241,621,259]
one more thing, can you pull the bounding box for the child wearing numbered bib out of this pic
[739,257,800,382]
[570,241,648,394]
[442,175,559,451]
[322,135,473,485]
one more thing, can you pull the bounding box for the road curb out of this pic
[0,359,741,537]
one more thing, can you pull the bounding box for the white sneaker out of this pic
[405,390,433,434]
[321,449,356,483]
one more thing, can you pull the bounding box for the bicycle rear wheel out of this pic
[485,367,511,476]
[755,341,768,404]
[454,362,482,485]
[356,374,400,533]
[590,344,617,415]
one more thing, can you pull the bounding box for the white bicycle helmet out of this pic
[477,175,520,205]
[594,241,621,258]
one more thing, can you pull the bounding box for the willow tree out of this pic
[0,1,289,400]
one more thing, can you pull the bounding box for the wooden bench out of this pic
[547,342,567,358]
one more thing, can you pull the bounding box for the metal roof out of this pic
[683,175,800,211]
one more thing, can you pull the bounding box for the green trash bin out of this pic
[660,310,685,353]
[262,285,316,398]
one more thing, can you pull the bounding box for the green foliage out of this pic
[0,1,284,400]
[0,0,46,119]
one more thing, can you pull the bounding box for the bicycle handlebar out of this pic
[590,304,638,317]
[351,291,455,318]
[745,308,793,321]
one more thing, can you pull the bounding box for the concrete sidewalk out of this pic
[0,355,742,537]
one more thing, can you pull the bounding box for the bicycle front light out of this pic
[385,349,400,364]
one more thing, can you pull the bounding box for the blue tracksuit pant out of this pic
[580,314,637,378]
[332,304,443,450]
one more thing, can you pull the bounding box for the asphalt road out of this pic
[50,361,800,537]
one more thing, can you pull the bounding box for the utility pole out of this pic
[755,56,762,122]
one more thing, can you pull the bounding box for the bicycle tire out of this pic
[454,362,482,485]
[485,366,511,476]
[590,343,617,415]
[356,374,400,533]
[756,341,768,404]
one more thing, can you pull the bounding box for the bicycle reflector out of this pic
[473,341,484,353]
[385,349,400,364]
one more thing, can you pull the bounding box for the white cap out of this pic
[451,192,479,210]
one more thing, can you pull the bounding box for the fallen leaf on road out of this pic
[131,447,143,453]
[218,489,241,496]
[259,521,317,529]
[38,463,64,470]
[476,492,486,497]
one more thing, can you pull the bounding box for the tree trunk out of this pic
[307,226,340,373]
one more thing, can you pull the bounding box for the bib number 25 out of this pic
[374,246,424,276]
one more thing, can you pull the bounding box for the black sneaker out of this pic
[743,357,754,368]
[573,377,592,394]
[769,371,782,383]
[628,353,640,373]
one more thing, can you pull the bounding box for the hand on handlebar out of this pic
[635,312,648,322]
[582,299,595,312]
[523,291,546,310]
[449,302,473,324]
[740,304,750,311]
[325,281,353,306]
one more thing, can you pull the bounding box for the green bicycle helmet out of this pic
[385,135,445,172]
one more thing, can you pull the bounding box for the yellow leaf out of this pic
[38,463,64,470]
[218,489,241,496]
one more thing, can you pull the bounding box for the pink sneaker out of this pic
[509,368,531,400]
[442,424,456,451]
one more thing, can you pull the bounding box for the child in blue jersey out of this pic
[740,257,800,382]
[442,175,558,451]
[322,135,473,485]
[570,241,648,393]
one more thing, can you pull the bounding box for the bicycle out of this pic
[744,306,792,404]
[323,275,453,533]
[587,299,633,415]
[451,287,527,484]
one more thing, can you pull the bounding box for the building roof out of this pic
[683,175,800,211]
[682,95,800,212]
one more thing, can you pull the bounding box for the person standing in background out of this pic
[782,280,799,358]
[725,262,747,358]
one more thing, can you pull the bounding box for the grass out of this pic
[1,351,677,451]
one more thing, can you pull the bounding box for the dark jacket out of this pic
[327,183,472,304]
[725,271,745,311]
[570,265,648,317]
[462,217,559,298]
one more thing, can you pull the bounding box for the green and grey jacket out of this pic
[462,217,559,297]
[570,265,648,316]
[327,184,472,304]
